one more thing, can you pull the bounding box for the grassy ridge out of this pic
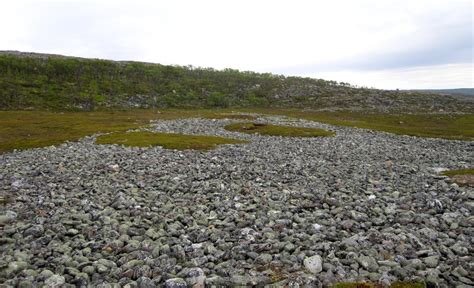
[1,52,469,112]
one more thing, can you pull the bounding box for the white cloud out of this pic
[0,0,472,89]
[310,63,473,89]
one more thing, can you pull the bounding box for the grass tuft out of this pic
[224,122,334,137]
[96,131,247,150]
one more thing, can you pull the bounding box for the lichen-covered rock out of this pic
[0,116,471,287]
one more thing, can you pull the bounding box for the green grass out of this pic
[96,131,247,150]
[390,282,425,288]
[243,109,474,141]
[442,168,474,176]
[224,122,334,137]
[0,109,226,153]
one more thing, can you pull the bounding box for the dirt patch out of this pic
[451,174,474,187]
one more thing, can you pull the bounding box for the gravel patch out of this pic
[0,115,473,287]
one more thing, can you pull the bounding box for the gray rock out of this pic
[44,274,66,287]
[164,277,187,288]
[423,255,440,268]
[185,267,206,288]
[23,224,44,237]
[3,261,28,277]
[358,255,379,272]
[304,255,323,274]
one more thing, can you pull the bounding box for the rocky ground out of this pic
[0,115,473,287]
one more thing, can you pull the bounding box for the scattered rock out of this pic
[304,255,323,274]
[0,116,471,286]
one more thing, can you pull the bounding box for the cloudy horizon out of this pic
[1,0,472,89]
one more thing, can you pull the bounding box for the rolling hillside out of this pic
[0,51,471,112]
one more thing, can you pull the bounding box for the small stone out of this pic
[38,269,54,281]
[96,264,108,273]
[164,277,187,288]
[256,253,273,265]
[358,255,379,272]
[24,224,44,238]
[4,261,28,277]
[108,164,120,172]
[185,267,206,288]
[66,228,79,236]
[304,255,323,274]
[82,265,95,275]
[23,269,38,277]
[137,276,156,288]
[145,228,160,240]
[423,255,440,268]
[18,280,33,288]
[312,223,323,231]
[44,274,66,287]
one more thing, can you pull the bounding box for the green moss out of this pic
[224,122,334,137]
[96,131,247,150]
[1,108,472,154]
[0,109,239,153]
[242,109,474,141]
[442,169,474,176]
[390,282,425,288]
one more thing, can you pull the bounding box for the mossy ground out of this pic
[96,131,247,150]
[0,108,472,153]
[224,122,334,137]
[244,109,474,141]
[0,109,226,153]
[442,168,474,187]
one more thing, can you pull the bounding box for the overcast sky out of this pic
[1,0,472,89]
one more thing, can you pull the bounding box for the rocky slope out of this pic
[0,116,473,287]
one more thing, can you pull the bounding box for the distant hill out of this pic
[408,88,474,102]
[0,51,472,112]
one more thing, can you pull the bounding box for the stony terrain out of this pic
[0,115,473,287]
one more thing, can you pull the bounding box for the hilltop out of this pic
[1,51,471,113]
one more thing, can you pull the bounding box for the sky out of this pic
[0,0,472,89]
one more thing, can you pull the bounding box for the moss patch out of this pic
[243,109,474,141]
[1,108,472,154]
[442,168,474,187]
[0,109,241,154]
[96,131,247,150]
[224,122,334,137]
[390,282,426,288]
